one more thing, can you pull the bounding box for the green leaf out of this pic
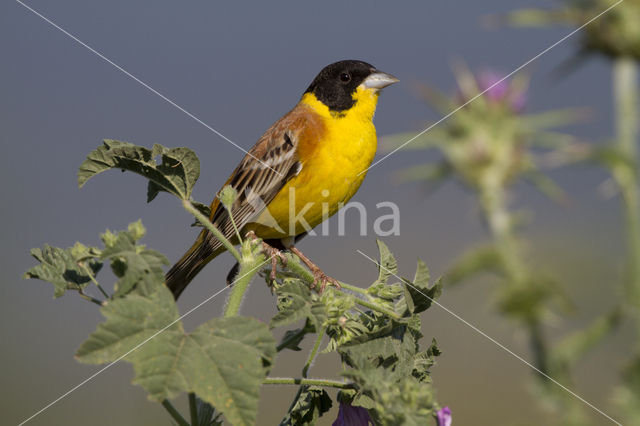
[99,221,169,297]
[402,260,442,314]
[270,281,326,332]
[218,185,238,211]
[24,244,102,298]
[280,386,332,426]
[552,308,622,366]
[343,350,436,426]
[444,245,502,286]
[277,321,315,352]
[372,240,398,287]
[78,140,200,201]
[588,146,637,175]
[502,8,575,28]
[394,162,452,185]
[76,284,275,426]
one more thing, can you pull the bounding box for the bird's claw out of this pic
[245,232,287,290]
[310,269,341,294]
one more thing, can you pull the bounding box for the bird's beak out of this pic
[361,71,399,90]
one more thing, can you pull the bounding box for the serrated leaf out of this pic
[373,240,397,287]
[402,260,441,314]
[24,245,102,298]
[340,324,418,376]
[277,320,315,352]
[270,282,326,331]
[343,350,436,425]
[76,284,275,426]
[99,221,168,296]
[78,140,200,201]
[280,386,332,426]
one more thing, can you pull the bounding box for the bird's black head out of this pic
[304,60,397,113]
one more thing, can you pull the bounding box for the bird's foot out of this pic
[289,246,341,294]
[245,231,287,288]
[310,268,341,294]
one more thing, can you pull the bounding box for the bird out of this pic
[166,60,398,299]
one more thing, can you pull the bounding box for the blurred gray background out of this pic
[1,0,628,425]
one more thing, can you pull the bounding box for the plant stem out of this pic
[263,377,352,389]
[339,281,370,297]
[161,400,190,426]
[283,254,402,319]
[188,393,198,426]
[80,263,110,299]
[479,181,526,285]
[223,254,267,318]
[78,290,104,306]
[613,57,640,314]
[352,295,402,320]
[182,200,241,262]
[302,328,324,378]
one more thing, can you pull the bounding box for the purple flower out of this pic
[436,406,452,426]
[332,402,374,426]
[476,71,527,113]
[477,71,509,103]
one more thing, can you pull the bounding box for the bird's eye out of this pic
[339,72,351,82]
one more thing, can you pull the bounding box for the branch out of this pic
[263,377,353,389]
[182,200,241,262]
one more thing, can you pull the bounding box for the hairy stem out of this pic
[188,393,198,426]
[161,400,190,426]
[78,290,104,306]
[302,328,324,378]
[479,181,526,285]
[80,263,110,299]
[263,377,352,389]
[352,295,402,320]
[182,200,241,262]
[223,254,268,318]
[613,57,640,315]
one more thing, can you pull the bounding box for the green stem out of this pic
[528,320,550,378]
[188,393,198,426]
[263,377,352,389]
[223,254,268,318]
[352,295,401,320]
[282,328,327,418]
[182,200,241,262]
[613,57,640,314]
[302,328,324,378]
[283,254,402,320]
[339,281,370,297]
[80,263,110,299]
[161,400,190,426]
[78,290,104,306]
[479,181,526,285]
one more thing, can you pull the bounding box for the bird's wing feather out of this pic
[201,103,321,252]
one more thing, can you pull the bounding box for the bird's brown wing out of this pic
[200,102,323,253]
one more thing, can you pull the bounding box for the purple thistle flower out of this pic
[477,71,509,103]
[476,70,527,113]
[332,402,374,426]
[436,406,452,426]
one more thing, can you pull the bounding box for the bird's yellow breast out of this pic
[249,87,379,238]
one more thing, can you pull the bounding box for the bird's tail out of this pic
[165,231,223,299]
